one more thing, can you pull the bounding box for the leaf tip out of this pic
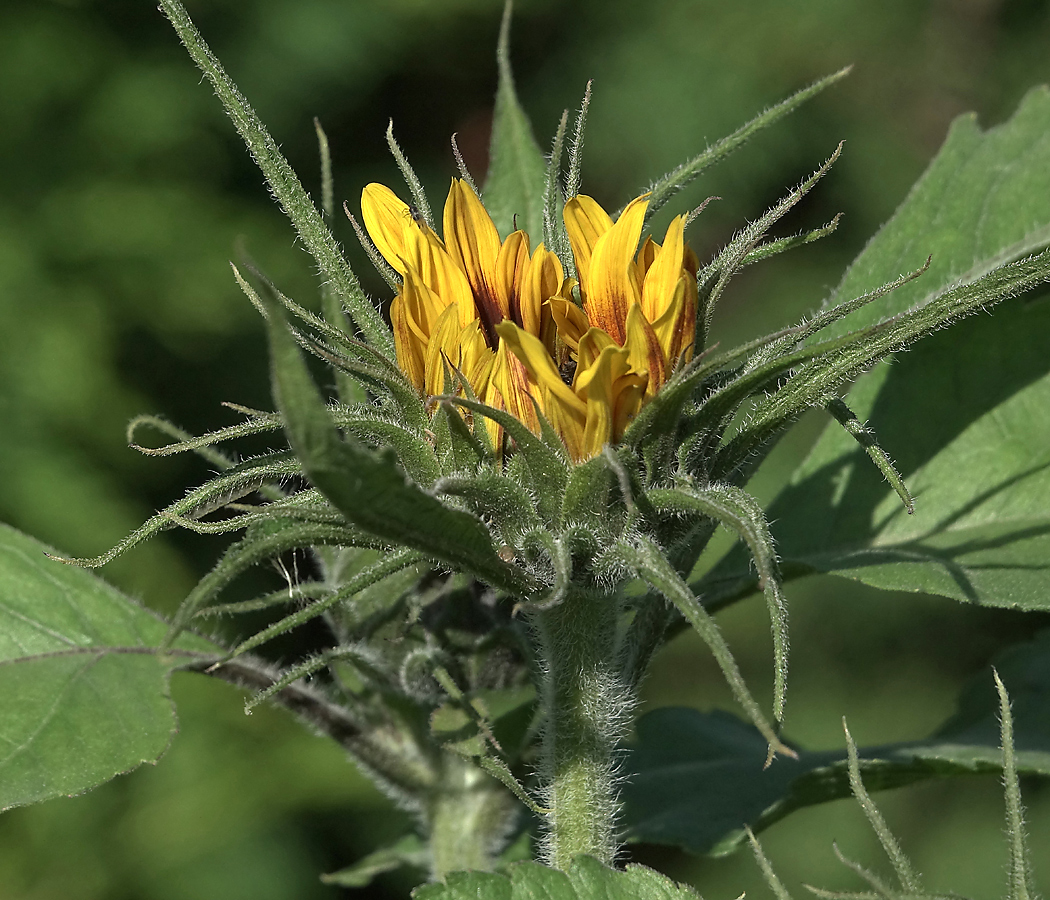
[498,0,513,64]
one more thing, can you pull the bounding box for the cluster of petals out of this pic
[360,179,698,462]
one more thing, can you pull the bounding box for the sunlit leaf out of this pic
[704,86,1050,611]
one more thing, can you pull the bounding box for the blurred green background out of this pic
[2,0,1050,897]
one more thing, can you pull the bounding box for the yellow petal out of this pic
[361,183,412,275]
[576,326,616,375]
[459,320,495,396]
[401,260,448,335]
[495,229,531,328]
[563,195,613,296]
[494,320,587,457]
[625,303,667,396]
[548,290,589,354]
[487,339,540,434]
[671,276,697,367]
[519,243,564,338]
[584,193,649,344]
[635,235,659,285]
[612,373,647,444]
[443,179,504,340]
[641,214,686,346]
[540,387,587,463]
[423,304,463,397]
[495,321,585,418]
[401,224,475,329]
[574,344,646,458]
[390,292,426,392]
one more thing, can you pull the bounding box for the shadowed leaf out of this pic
[623,630,1050,857]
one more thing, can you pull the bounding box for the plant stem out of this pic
[533,583,628,869]
[427,755,519,880]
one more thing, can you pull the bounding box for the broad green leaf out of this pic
[704,86,1050,610]
[482,3,547,243]
[265,298,533,596]
[413,855,700,900]
[0,524,216,811]
[321,834,428,888]
[623,630,1050,857]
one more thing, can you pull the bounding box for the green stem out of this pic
[533,583,627,869]
[426,755,520,880]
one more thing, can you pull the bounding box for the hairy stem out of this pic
[533,583,628,869]
[426,755,520,880]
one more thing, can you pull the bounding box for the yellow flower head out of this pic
[360,179,698,462]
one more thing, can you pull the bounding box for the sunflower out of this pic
[360,179,698,461]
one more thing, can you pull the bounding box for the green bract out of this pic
[2,0,1049,896]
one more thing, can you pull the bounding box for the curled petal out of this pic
[670,275,697,366]
[641,214,685,328]
[519,244,565,342]
[424,305,463,397]
[549,289,589,354]
[635,235,659,288]
[459,320,495,396]
[390,290,426,392]
[495,321,588,459]
[574,344,647,458]
[576,326,617,375]
[401,226,475,329]
[625,303,667,396]
[487,340,540,434]
[640,216,697,370]
[496,322,584,416]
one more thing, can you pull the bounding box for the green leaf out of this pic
[265,296,533,596]
[622,630,1050,857]
[482,2,547,243]
[435,471,542,539]
[0,524,216,811]
[413,855,701,900]
[321,834,429,888]
[705,86,1050,611]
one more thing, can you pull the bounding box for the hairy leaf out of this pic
[642,67,850,226]
[0,525,216,811]
[704,87,1050,611]
[266,299,532,596]
[482,2,547,243]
